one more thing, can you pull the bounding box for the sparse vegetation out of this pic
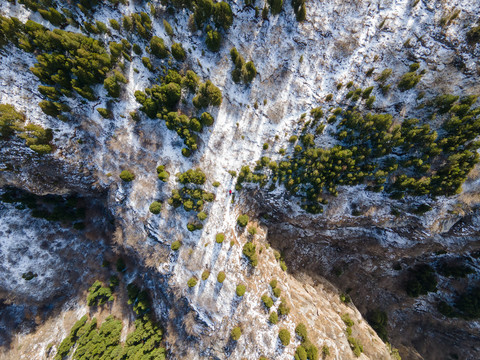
[279,328,291,346]
[120,170,135,182]
[231,326,242,340]
[236,284,246,296]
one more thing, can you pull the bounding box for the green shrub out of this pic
[197,211,208,220]
[322,345,330,357]
[149,201,162,214]
[213,181,220,187]
[217,271,226,283]
[236,284,246,296]
[269,279,278,288]
[295,345,307,360]
[262,294,274,308]
[109,19,120,30]
[29,144,52,154]
[216,233,225,243]
[269,311,278,324]
[163,19,173,37]
[278,297,290,315]
[205,29,221,52]
[273,287,281,298]
[193,81,222,108]
[268,0,283,15]
[213,2,233,29]
[87,280,114,306]
[406,264,437,297]
[171,240,181,251]
[150,36,168,58]
[231,326,242,340]
[348,337,363,357]
[237,214,249,227]
[398,71,422,91]
[202,270,210,280]
[341,313,354,327]
[187,277,198,287]
[467,26,480,44]
[120,170,135,182]
[376,68,392,83]
[171,42,186,61]
[22,271,37,280]
[157,165,170,181]
[278,328,291,346]
[295,323,308,342]
[248,225,257,235]
[242,242,258,266]
[367,309,388,341]
[97,108,111,118]
[142,57,153,71]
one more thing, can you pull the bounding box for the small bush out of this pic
[242,242,258,266]
[248,225,257,235]
[341,313,354,327]
[467,26,480,44]
[398,71,422,91]
[163,19,173,37]
[150,36,168,58]
[217,271,226,283]
[295,323,308,342]
[348,337,363,357]
[216,233,225,243]
[273,287,281,298]
[237,214,249,227]
[149,201,162,214]
[278,328,291,346]
[295,346,307,360]
[278,297,290,315]
[171,42,186,61]
[269,311,278,324]
[201,270,210,280]
[212,181,220,187]
[120,170,135,182]
[262,294,274,308]
[206,29,221,52]
[322,345,330,356]
[236,284,246,296]
[231,326,242,341]
[187,277,198,287]
[171,240,181,251]
[269,279,278,288]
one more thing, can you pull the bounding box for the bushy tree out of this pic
[231,326,242,340]
[171,42,186,61]
[236,284,246,296]
[278,328,291,346]
[149,201,162,214]
[237,214,249,226]
[150,36,169,58]
[205,29,221,52]
[213,2,233,29]
[120,170,135,182]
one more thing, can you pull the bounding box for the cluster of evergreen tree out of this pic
[164,0,233,52]
[168,169,214,227]
[241,93,479,214]
[134,69,220,156]
[55,280,165,360]
[230,47,257,84]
